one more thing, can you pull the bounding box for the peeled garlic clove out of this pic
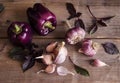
[91,59,108,67]
[46,42,58,53]
[45,64,56,73]
[57,66,74,76]
[36,54,53,65]
[53,42,68,64]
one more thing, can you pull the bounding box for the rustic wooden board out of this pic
[0,0,120,83]
[0,2,120,38]
[0,39,120,83]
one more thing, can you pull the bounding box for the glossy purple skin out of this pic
[27,3,57,36]
[7,22,32,46]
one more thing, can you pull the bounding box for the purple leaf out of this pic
[97,20,107,26]
[74,19,85,30]
[66,3,81,20]
[102,42,119,55]
[22,56,35,72]
[0,3,4,13]
[100,16,115,21]
[89,23,98,34]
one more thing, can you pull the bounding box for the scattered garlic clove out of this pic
[92,42,100,51]
[53,42,68,64]
[91,59,109,67]
[57,66,74,76]
[46,42,58,53]
[78,39,99,57]
[36,54,54,65]
[37,64,56,74]
[45,64,56,73]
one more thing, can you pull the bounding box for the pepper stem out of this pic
[12,24,22,34]
[44,21,55,29]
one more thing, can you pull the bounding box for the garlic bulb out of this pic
[53,42,68,64]
[57,66,74,76]
[78,39,99,57]
[66,27,85,45]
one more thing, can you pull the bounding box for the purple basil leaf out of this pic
[66,3,81,20]
[74,19,85,30]
[97,20,107,26]
[22,56,35,72]
[66,3,77,16]
[0,3,4,13]
[89,23,98,34]
[102,42,119,55]
[100,16,115,21]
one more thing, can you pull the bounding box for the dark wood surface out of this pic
[0,0,120,83]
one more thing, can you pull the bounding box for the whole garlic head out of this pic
[53,42,68,64]
[78,39,99,57]
[66,27,85,45]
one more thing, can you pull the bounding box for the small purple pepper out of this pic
[66,27,85,45]
[78,39,99,57]
[7,22,32,46]
[27,3,57,36]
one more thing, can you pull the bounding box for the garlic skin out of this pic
[53,42,68,64]
[57,66,74,76]
[66,27,85,45]
[78,39,99,57]
[91,59,108,67]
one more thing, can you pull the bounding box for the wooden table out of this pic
[0,0,120,83]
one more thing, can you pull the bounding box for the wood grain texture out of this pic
[0,0,120,83]
[0,39,120,83]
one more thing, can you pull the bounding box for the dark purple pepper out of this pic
[7,22,32,46]
[27,3,57,36]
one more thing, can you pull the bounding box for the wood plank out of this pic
[0,3,120,38]
[0,39,120,83]
[1,0,120,6]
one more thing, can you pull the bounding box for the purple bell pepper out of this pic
[7,22,32,46]
[27,3,57,36]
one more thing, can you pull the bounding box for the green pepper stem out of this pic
[44,21,55,29]
[12,24,22,34]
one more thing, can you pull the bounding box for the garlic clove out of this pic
[46,42,58,53]
[36,54,54,65]
[57,66,74,76]
[45,64,56,73]
[37,64,56,74]
[79,39,98,57]
[91,59,109,67]
[53,42,68,64]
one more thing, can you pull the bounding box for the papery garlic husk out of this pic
[36,54,54,65]
[45,64,56,73]
[53,42,68,64]
[91,59,108,67]
[78,39,99,57]
[57,66,74,76]
[66,27,85,45]
[46,42,58,53]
